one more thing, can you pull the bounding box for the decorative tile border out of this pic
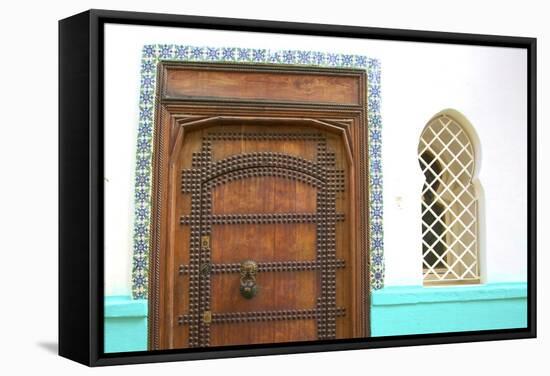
[131,45,384,299]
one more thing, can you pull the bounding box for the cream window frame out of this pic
[419,114,480,286]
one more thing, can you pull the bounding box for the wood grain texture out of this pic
[163,65,361,105]
[148,62,370,350]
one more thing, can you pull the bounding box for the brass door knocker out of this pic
[239,260,258,299]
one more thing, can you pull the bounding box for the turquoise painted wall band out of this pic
[104,282,527,352]
[371,282,527,305]
[371,282,527,336]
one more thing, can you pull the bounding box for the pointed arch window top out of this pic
[418,114,480,285]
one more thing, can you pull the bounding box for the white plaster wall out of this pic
[104,24,527,295]
[104,34,141,295]
[378,45,527,286]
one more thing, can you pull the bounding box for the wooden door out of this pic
[148,63,370,350]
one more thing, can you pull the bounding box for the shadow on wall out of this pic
[36,342,58,354]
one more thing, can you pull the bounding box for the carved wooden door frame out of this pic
[148,62,370,349]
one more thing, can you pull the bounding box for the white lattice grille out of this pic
[418,115,479,284]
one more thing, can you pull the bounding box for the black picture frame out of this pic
[58,8,537,367]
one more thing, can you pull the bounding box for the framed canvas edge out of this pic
[58,8,537,367]
[94,329,535,366]
[59,10,93,366]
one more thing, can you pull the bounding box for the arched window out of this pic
[418,114,480,285]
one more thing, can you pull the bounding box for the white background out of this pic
[0,0,547,375]
[104,24,527,293]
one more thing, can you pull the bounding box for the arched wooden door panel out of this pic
[148,63,370,350]
[173,128,349,348]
